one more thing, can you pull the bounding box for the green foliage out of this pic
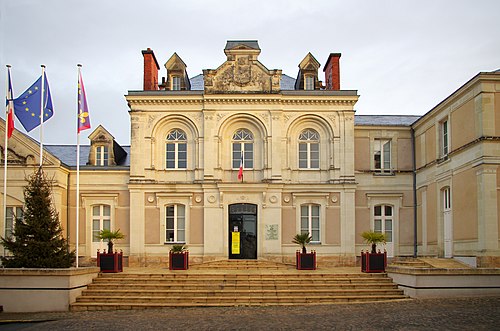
[361,231,386,245]
[97,229,125,242]
[292,233,312,253]
[361,230,386,253]
[1,168,75,268]
[170,244,186,253]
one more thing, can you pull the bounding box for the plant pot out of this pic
[361,251,386,273]
[169,251,189,270]
[296,251,316,270]
[97,251,123,273]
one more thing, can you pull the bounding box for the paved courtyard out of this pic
[1,296,499,330]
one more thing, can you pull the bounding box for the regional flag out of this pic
[77,71,91,133]
[5,67,14,138]
[13,73,54,132]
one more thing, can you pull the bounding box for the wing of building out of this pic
[1,41,499,267]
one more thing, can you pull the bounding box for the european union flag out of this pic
[13,73,54,132]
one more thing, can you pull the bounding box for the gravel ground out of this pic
[1,297,499,331]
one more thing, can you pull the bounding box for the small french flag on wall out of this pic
[237,151,244,181]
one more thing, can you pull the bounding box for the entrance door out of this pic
[229,203,257,259]
[374,205,394,257]
[91,205,111,257]
[443,187,453,258]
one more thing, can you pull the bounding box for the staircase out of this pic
[71,260,408,311]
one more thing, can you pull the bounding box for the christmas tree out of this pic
[1,168,75,268]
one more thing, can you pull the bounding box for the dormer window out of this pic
[305,76,314,90]
[172,76,181,91]
[96,145,109,166]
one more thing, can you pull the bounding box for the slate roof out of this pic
[225,40,260,50]
[189,73,296,91]
[44,145,131,167]
[354,115,420,126]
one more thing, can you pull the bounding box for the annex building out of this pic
[1,41,499,267]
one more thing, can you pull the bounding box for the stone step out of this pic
[80,288,403,298]
[86,283,397,291]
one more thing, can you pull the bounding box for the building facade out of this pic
[1,41,499,267]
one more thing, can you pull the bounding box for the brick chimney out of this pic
[323,53,341,90]
[142,48,160,91]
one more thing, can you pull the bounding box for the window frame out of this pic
[304,75,314,90]
[440,118,450,158]
[232,129,254,170]
[300,203,320,243]
[374,204,393,243]
[95,145,109,166]
[92,204,111,243]
[172,76,181,91]
[4,206,23,238]
[165,204,186,243]
[165,129,187,169]
[298,129,320,169]
[373,139,392,173]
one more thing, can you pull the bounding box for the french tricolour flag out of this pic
[237,151,243,181]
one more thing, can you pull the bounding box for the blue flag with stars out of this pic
[13,73,54,132]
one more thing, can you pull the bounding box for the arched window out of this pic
[300,204,320,242]
[166,204,185,243]
[298,129,319,169]
[374,205,392,243]
[232,129,254,169]
[166,129,187,169]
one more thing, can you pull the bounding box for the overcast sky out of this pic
[1,0,499,146]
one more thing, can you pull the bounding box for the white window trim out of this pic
[366,193,402,256]
[172,76,181,91]
[293,194,328,245]
[157,194,191,245]
[439,117,450,159]
[95,145,109,166]
[304,75,314,90]
[373,139,392,173]
[82,194,118,257]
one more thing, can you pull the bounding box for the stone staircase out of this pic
[70,260,409,311]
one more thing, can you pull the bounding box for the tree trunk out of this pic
[371,243,377,254]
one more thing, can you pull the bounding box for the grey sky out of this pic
[1,0,499,146]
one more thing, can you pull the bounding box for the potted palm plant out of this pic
[292,233,316,270]
[169,244,189,270]
[361,230,386,273]
[96,229,125,273]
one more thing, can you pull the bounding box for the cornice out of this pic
[126,95,358,107]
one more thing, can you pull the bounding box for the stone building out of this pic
[1,40,499,267]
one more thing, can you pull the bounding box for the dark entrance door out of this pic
[228,203,257,259]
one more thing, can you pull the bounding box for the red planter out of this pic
[169,251,189,270]
[296,251,316,270]
[361,251,387,273]
[97,251,123,273]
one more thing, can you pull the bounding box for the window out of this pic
[166,129,187,169]
[166,204,185,242]
[172,76,181,91]
[374,205,392,243]
[374,139,391,172]
[443,187,451,211]
[5,206,23,238]
[441,119,449,157]
[305,76,314,90]
[96,145,109,166]
[298,129,320,169]
[92,205,111,243]
[232,129,254,169]
[300,204,320,242]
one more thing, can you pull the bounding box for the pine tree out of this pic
[1,168,75,268]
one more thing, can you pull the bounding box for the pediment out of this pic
[88,125,115,143]
[203,55,282,93]
[0,119,60,166]
[299,52,320,71]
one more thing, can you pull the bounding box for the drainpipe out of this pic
[411,127,418,258]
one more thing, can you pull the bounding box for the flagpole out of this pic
[39,65,45,168]
[3,65,12,238]
[75,64,82,268]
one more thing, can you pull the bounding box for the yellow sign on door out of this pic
[231,232,240,255]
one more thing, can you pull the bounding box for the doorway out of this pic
[228,203,257,259]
